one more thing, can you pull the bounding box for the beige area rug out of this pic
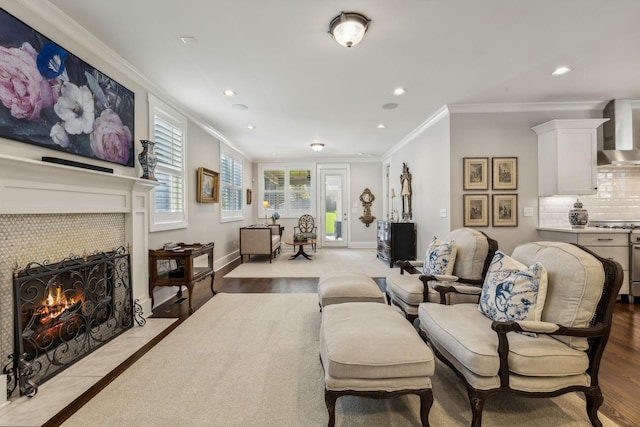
[62,293,618,427]
[225,248,395,278]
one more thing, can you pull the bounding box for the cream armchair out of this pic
[418,241,623,426]
[386,228,498,322]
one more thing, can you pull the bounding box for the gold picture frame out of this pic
[463,194,489,227]
[492,157,518,190]
[246,189,252,205]
[196,167,219,203]
[492,194,518,227]
[463,157,489,190]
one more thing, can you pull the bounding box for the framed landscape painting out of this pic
[197,167,219,203]
[463,194,489,227]
[463,157,489,190]
[0,8,135,167]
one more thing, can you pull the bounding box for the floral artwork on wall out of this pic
[0,8,135,167]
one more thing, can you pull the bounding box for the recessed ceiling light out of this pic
[247,125,255,130]
[377,124,386,129]
[223,89,236,97]
[232,104,248,111]
[551,66,572,76]
[382,103,398,110]
[179,36,198,44]
[311,143,325,152]
[393,88,406,96]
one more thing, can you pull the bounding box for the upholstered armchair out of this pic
[418,241,623,427]
[386,228,498,322]
[294,214,317,252]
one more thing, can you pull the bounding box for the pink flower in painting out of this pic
[90,108,132,164]
[0,42,56,121]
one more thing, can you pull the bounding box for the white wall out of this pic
[386,112,452,258]
[349,162,382,247]
[449,107,600,254]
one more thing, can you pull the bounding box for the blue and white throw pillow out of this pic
[423,238,457,276]
[479,251,548,324]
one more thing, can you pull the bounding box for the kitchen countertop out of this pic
[537,226,631,234]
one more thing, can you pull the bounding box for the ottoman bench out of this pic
[320,302,435,427]
[317,272,387,309]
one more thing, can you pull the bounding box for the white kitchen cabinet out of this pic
[532,119,608,196]
[538,229,630,298]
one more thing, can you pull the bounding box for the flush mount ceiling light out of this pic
[179,36,198,44]
[393,87,406,96]
[223,89,236,97]
[311,143,325,152]
[552,66,572,76]
[329,12,370,48]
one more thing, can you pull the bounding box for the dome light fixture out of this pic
[329,12,370,48]
[311,143,325,152]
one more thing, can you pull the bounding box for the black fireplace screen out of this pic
[10,247,132,396]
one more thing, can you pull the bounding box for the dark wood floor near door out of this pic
[153,259,640,427]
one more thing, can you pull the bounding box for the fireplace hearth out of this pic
[6,247,132,397]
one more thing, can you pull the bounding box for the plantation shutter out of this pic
[221,150,243,221]
[154,116,184,213]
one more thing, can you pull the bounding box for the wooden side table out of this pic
[148,242,215,314]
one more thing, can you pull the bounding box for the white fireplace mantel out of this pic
[0,154,158,214]
[0,154,161,317]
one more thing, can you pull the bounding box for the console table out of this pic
[149,242,215,314]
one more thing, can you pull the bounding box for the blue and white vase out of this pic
[568,199,588,228]
[138,140,158,181]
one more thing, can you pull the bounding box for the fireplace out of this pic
[9,247,132,397]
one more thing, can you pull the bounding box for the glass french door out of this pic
[320,168,348,247]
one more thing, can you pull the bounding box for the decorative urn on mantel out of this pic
[569,199,589,228]
[138,139,158,181]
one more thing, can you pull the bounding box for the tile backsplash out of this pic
[539,167,640,226]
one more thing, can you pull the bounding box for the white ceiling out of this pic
[47,0,640,162]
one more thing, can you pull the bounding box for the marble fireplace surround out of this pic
[0,154,159,320]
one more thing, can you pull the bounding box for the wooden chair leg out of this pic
[585,387,604,427]
[419,389,433,427]
[325,390,338,427]
[468,390,486,427]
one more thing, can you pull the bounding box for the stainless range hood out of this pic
[598,99,640,166]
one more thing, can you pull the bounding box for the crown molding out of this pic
[447,101,609,114]
[9,0,236,155]
[382,105,450,159]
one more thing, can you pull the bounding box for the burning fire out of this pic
[36,286,84,325]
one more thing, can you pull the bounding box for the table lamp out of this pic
[263,200,269,223]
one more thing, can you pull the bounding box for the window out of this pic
[149,95,187,231]
[220,146,244,222]
[261,164,314,217]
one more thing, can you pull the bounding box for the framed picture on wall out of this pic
[463,194,489,227]
[463,157,489,190]
[492,157,518,190]
[492,194,518,227]
[197,167,219,203]
[0,8,135,167]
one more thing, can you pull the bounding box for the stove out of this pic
[588,220,640,301]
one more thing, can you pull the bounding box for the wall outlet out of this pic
[523,207,534,217]
[439,208,447,218]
